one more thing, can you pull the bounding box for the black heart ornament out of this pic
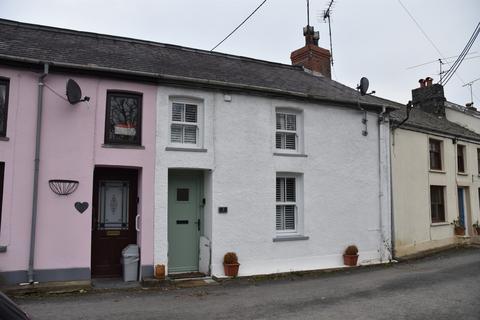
[74,202,89,213]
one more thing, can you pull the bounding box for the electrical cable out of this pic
[441,22,480,86]
[397,0,479,103]
[210,0,268,51]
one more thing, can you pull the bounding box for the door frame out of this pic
[457,186,472,236]
[91,167,139,277]
[167,169,204,274]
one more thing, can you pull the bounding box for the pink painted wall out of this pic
[0,66,155,276]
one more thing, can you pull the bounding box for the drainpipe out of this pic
[27,63,49,284]
[378,106,392,262]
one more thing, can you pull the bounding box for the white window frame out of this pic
[169,97,204,148]
[275,173,303,236]
[275,108,303,154]
[456,144,467,174]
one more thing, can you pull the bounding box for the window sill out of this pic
[102,144,145,150]
[0,246,6,253]
[273,152,308,158]
[429,169,446,174]
[273,235,309,242]
[457,172,468,176]
[0,136,9,141]
[165,147,207,152]
[430,222,449,227]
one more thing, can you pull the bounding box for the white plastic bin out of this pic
[121,244,139,282]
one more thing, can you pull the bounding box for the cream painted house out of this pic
[391,79,480,257]
[445,101,480,134]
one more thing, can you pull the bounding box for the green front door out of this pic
[168,171,202,273]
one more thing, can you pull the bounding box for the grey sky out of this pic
[1,0,479,107]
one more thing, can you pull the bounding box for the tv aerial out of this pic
[462,77,480,108]
[321,0,335,66]
[66,79,90,104]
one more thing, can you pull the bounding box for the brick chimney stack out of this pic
[412,77,446,116]
[290,25,332,78]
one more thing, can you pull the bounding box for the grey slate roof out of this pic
[391,105,480,142]
[0,18,396,110]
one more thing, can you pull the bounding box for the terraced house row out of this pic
[0,19,478,285]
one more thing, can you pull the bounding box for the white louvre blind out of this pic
[276,113,297,150]
[171,102,198,144]
[276,177,296,231]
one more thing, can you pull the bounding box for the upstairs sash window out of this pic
[171,102,198,144]
[276,113,297,150]
[429,139,442,171]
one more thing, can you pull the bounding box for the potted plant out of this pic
[452,218,465,236]
[223,252,240,277]
[343,245,359,266]
[473,221,480,235]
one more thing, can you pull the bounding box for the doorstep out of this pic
[142,276,219,289]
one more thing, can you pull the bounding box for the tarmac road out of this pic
[14,247,480,320]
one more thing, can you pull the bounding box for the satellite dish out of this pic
[66,79,90,104]
[357,77,369,96]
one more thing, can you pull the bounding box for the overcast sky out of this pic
[1,0,479,107]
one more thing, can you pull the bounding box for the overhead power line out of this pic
[397,0,479,102]
[441,22,480,86]
[210,0,268,52]
[397,0,445,59]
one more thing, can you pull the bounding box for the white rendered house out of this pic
[153,26,396,277]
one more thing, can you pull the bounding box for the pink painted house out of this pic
[0,22,157,284]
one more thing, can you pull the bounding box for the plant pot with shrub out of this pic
[223,252,240,277]
[343,245,359,266]
[473,221,480,235]
[452,219,466,236]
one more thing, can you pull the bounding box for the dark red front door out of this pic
[91,168,138,277]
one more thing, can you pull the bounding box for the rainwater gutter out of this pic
[27,63,49,284]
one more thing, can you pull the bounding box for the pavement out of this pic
[10,246,480,320]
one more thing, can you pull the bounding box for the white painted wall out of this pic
[391,128,480,257]
[445,107,480,134]
[154,86,392,277]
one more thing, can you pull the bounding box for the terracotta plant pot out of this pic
[343,254,359,266]
[154,264,165,280]
[454,226,466,236]
[223,263,240,277]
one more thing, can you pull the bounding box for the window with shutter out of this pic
[276,177,297,232]
[170,102,198,144]
[276,113,297,150]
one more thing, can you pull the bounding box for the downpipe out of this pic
[27,63,49,284]
[378,106,392,262]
